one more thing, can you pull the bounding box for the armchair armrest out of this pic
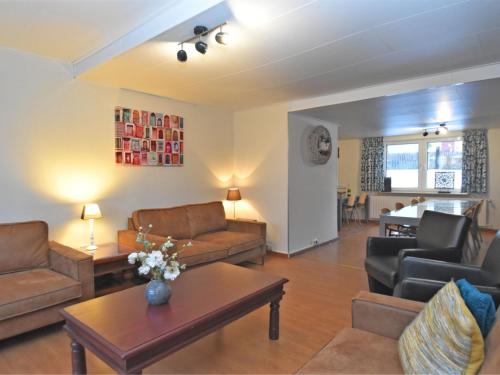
[352,291,424,340]
[398,248,462,264]
[366,236,418,257]
[395,278,500,307]
[227,219,266,240]
[399,256,486,284]
[49,241,94,300]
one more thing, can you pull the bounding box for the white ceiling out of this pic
[0,0,177,61]
[296,77,500,139]
[77,0,500,109]
[2,0,500,110]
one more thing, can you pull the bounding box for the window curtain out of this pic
[462,129,488,193]
[361,137,385,192]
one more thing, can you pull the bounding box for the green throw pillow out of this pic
[398,281,484,374]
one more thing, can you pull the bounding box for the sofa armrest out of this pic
[352,291,424,340]
[366,236,418,257]
[117,229,168,251]
[227,219,266,240]
[49,241,94,300]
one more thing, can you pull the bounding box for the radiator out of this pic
[368,195,487,227]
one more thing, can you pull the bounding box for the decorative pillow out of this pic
[456,278,496,337]
[399,281,484,374]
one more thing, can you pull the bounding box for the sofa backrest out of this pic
[0,221,50,275]
[481,231,500,286]
[132,206,192,239]
[417,210,470,250]
[186,201,227,238]
[479,308,500,373]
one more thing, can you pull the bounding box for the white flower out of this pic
[163,267,180,281]
[138,265,151,275]
[138,251,147,258]
[128,252,138,264]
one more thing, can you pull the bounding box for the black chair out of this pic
[365,210,471,295]
[394,230,500,307]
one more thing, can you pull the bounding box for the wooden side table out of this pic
[80,243,145,297]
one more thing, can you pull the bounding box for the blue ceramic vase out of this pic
[144,280,171,305]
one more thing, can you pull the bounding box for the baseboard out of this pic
[288,237,339,258]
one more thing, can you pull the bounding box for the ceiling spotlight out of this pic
[177,44,187,62]
[423,130,429,137]
[215,26,229,45]
[195,40,207,54]
[194,25,208,36]
[435,129,440,135]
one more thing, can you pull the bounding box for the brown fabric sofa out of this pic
[297,291,500,374]
[0,221,94,340]
[118,201,266,266]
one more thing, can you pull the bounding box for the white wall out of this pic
[338,139,361,196]
[233,104,289,253]
[0,47,234,248]
[288,114,338,253]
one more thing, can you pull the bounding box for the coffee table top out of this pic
[61,262,288,356]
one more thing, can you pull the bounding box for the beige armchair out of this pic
[0,221,94,340]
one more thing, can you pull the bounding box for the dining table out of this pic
[378,199,478,236]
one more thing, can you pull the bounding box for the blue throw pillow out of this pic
[456,278,496,337]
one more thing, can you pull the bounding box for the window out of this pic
[385,138,463,192]
[386,143,419,189]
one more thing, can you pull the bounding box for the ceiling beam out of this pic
[71,0,225,77]
[288,62,500,112]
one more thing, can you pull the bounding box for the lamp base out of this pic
[86,244,98,252]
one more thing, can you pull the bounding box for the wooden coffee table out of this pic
[60,262,288,374]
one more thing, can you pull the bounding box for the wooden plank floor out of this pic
[0,223,492,374]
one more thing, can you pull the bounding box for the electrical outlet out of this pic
[312,239,319,245]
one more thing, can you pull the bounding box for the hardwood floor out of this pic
[0,223,493,374]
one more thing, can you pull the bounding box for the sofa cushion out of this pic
[132,206,191,239]
[175,240,228,266]
[481,309,500,374]
[297,328,403,374]
[195,231,264,256]
[364,255,399,288]
[0,268,81,321]
[0,221,49,275]
[186,201,227,238]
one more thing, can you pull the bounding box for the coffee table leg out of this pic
[269,298,281,340]
[71,339,87,375]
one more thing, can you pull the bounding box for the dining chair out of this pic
[410,198,419,205]
[381,208,400,236]
[418,197,426,203]
[395,202,405,210]
[463,201,484,262]
[343,195,357,224]
[356,192,368,223]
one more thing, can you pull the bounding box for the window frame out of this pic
[384,136,463,193]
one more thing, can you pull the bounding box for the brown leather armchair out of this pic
[0,221,94,340]
[365,210,470,295]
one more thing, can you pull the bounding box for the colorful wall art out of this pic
[115,107,184,167]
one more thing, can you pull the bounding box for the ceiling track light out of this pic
[176,22,228,62]
[422,123,448,137]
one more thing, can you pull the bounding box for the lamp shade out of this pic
[226,188,241,201]
[81,203,102,220]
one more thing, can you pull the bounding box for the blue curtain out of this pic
[361,137,385,192]
[462,129,488,194]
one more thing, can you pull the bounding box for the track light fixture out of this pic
[215,25,229,45]
[176,22,229,62]
[177,44,187,62]
[422,123,449,137]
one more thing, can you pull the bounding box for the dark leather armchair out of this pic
[365,210,470,295]
[394,230,500,307]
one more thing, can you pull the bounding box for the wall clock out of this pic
[307,125,332,164]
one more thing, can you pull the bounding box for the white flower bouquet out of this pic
[128,224,187,281]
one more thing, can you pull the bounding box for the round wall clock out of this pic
[307,125,332,164]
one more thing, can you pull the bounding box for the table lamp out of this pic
[226,188,241,219]
[81,203,102,252]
